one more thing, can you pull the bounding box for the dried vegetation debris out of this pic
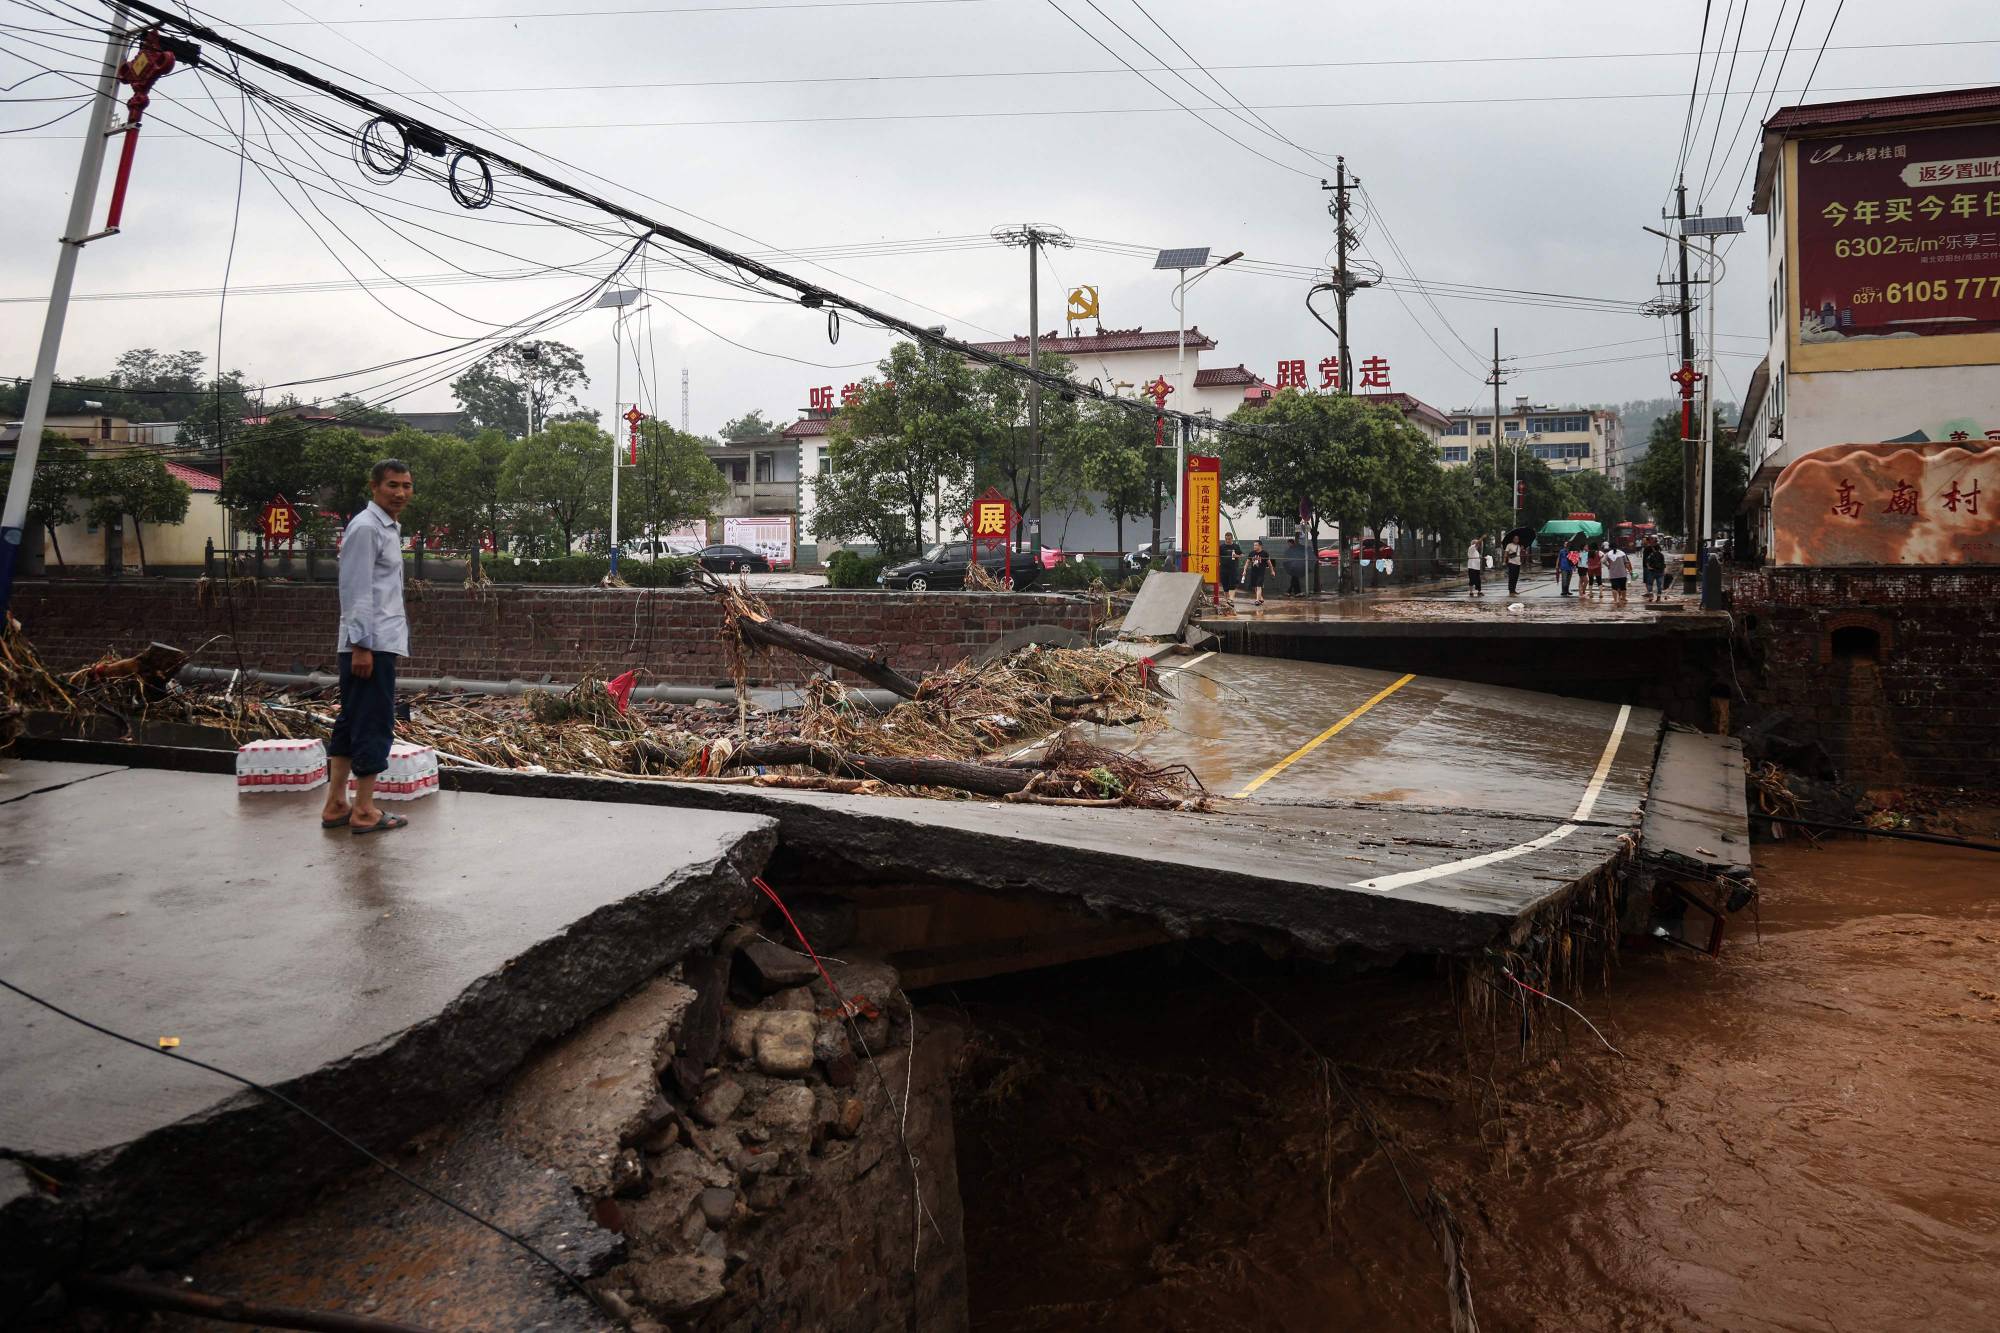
[2,592,1208,809]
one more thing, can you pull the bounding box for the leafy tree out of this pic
[625,421,727,548]
[1552,468,1627,528]
[814,342,982,556]
[1628,410,1744,536]
[720,409,783,442]
[967,357,1093,551]
[303,427,383,527]
[450,340,590,439]
[217,417,319,527]
[502,420,611,552]
[0,432,88,565]
[1076,399,1157,555]
[78,453,191,573]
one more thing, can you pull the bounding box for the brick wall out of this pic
[1726,566,2000,788]
[10,581,1100,688]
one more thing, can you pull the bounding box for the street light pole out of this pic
[1165,249,1240,571]
[594,287,642,574]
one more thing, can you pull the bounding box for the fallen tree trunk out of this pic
[734,615,922,699]
[724,739,1031,796]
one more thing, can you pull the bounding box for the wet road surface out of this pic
[953,834,2000,1331]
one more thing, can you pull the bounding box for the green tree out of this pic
[450,340,590,438]
[0,432,88,566]
[218,417,318,528]
[502,420,611,552]
[1552,468,1627,528]
[720,409,783,442]
[814,342,982,556]
[78,452,192,574]
[1629,411,1744,536]
[625,421,728,548]
[1076,399,1156,555]
[968,357,1088,551]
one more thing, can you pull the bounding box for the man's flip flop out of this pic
[351,813,409,836]
[320,813,351,829]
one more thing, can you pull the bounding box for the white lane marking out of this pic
[1351,703,1634,894]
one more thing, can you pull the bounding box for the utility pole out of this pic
[0,7,131,614]
[1486,328,1509,483]
[1673,179,1699,589]
[991,225,1071,568]
[1321,158,1364,394]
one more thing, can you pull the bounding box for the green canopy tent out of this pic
[1535,519,1605,546]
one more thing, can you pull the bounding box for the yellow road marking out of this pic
[1232,673,1416,799]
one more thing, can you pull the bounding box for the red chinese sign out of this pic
[258,494,300,545]
[1275,355,1389,390]
[962,486,1016,585]
[808,383,863,410]
[1182,455,1221,589]
[1772,442,2000,565]
[1795,121,2000,344]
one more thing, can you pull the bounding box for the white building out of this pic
[1738,84,2000,553]
[1441,398,1624,478]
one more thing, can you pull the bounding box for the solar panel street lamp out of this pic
[595,287,643,574]
[1158,248,1242,571]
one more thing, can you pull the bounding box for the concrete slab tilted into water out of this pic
[0,767,776,1292]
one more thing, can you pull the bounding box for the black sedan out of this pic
[880,541,1042,591]
[695,543,771,573]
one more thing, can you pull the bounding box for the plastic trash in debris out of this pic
[1507,602,1526,612]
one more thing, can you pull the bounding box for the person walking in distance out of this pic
[1283,536,1306,597]
[1465,536,1484,597]
[1219,531,1242,601]
[321,459,414,836]
[1602,541,1633,607]
[1556,544,1575,597]
[1584,542,1604,599]
[1641,535,1667,601]
[1243,539,1273,607]
[1503,533,1524,597]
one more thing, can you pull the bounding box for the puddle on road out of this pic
[949,838,2000,1331]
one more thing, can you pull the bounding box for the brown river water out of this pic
[950,838,2000,1331]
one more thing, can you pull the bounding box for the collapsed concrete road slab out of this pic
[0,766,777,1295]
[1117,570,1207,642]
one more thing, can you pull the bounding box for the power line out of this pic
[1696,0,1752,196]
[1697,0,1792,206]
[1672,0,1715,188]
[243,0,1007,25]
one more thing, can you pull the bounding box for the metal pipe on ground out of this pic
[175,665,900,712]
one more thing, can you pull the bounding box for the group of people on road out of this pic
[1466,533,1671,608]
[1218,532,1311,607]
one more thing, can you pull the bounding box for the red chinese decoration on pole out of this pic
[963,486,1017,588]
[258,494,300,547]
[1669,362,1703,437]
[623,406,645,464]
[1142,376,1174,449]
[106,28,180,233]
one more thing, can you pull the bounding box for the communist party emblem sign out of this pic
[258,494,301,546]
[1182,456,1221,589]
[964,486,1017,585]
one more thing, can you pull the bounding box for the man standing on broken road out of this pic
[321,459,413,836]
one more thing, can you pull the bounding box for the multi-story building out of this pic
[1440,398,1624,477]
[1737,83,2000,557]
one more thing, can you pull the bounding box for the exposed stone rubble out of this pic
[576,916,967,1332]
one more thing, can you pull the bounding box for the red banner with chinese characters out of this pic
[963,486,1016,584]
[258,494,300,545]
[1182,455,1220,588]
[1770,442,1998,565]
[1795,121,2000,343]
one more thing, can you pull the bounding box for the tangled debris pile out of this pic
[2,585,1207,809]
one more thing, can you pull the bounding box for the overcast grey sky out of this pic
[3,0,1995,437]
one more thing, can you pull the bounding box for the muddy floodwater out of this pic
[950,838,2000,1331]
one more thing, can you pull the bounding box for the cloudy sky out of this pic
[3,0,1995,441]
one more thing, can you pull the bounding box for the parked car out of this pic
[880,541,1043,591]
[696,543,771,573]
[1122,540,1178,571]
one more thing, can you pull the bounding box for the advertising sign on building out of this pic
[1182,455,1221,588]
[1795,122,2000,347]
[1769,441,1997,565]
[722,516,793,569]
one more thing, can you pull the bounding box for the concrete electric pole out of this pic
[0,7,131,614]
[991,224,1072,570]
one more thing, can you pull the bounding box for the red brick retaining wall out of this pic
[1726,566,2000,788]
[10,580,1101,688]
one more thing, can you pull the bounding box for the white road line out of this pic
[1351,703,1633,895]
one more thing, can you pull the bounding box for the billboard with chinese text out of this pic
[722,516,793,568]
[1770,442,1998,566]
[1182,456,1220,587]
[1794,121,2000,351]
